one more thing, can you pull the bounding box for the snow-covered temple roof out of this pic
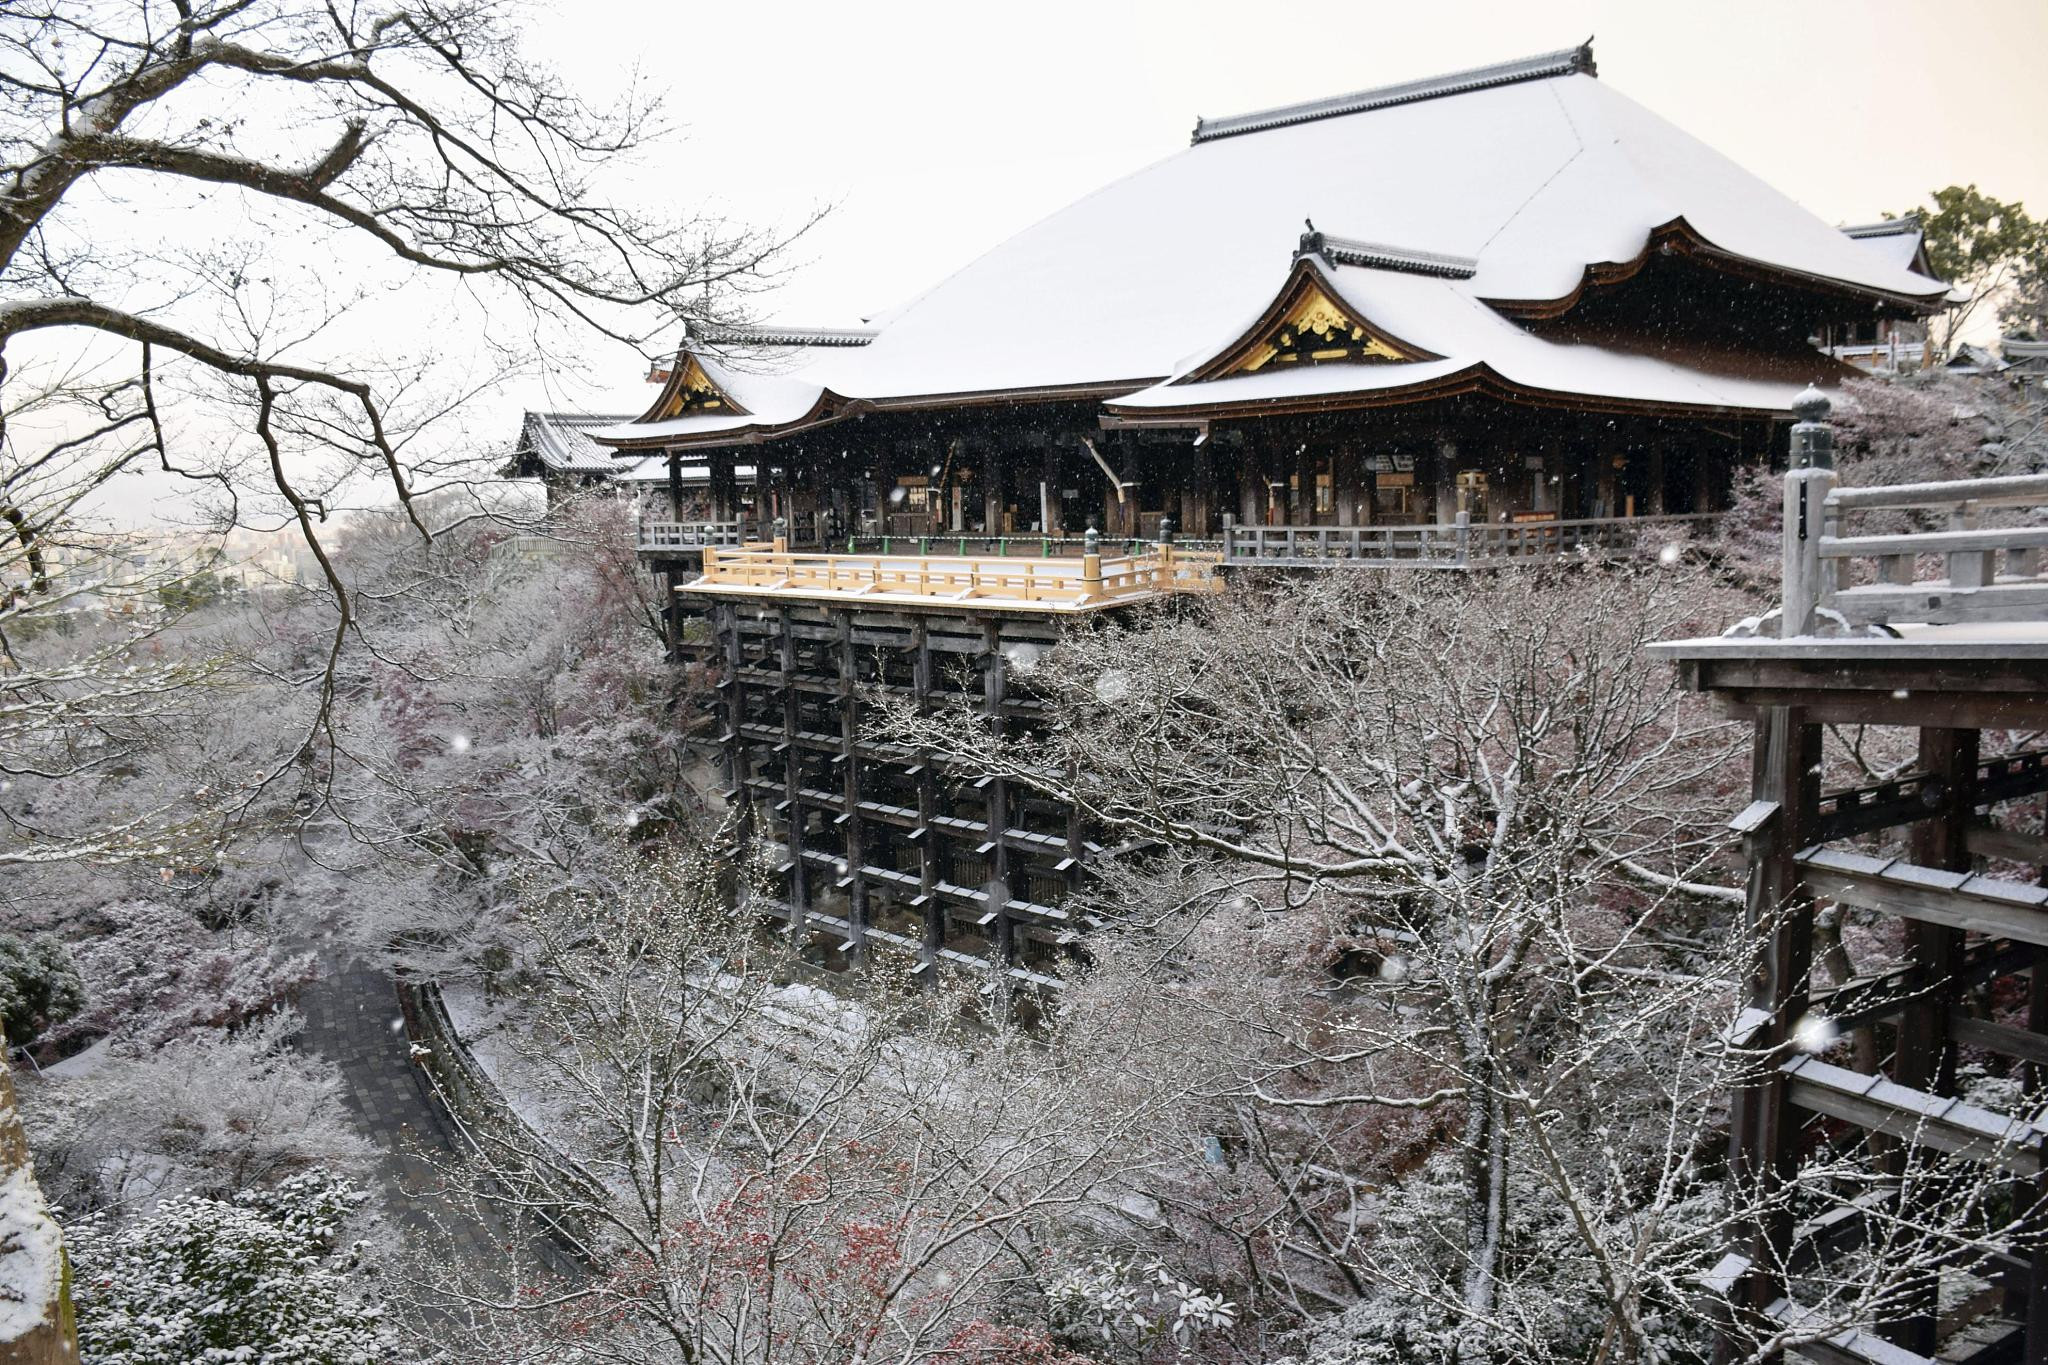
[594,43,1951,454]
[511,411,637,474]
[1839,215,1937,280]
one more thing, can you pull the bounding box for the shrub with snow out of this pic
[1045,1252,1239,1360]
[50,900,314,1049]
[22,1011,370,1214]
[0,933,84,1047]
[67,1170,400,1365]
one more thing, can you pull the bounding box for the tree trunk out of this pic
[0,1055,78,1364]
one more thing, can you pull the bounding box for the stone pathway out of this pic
[294,958,559,1287]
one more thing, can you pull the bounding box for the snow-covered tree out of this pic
[410,837,1214,1364]
[21,1010,370,1217]
[0,0,798,876]
[308,498,696,981]
[0,932,81,1046]
[67,1169,399,1365]
[874,565,2038,1363]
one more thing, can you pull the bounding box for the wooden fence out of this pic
[1780,389,2048,633]
[692,538,1223,609]
[1222,511,1719,567]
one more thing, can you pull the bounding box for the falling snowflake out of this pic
[1002,642,1044,674]
[448,733,472,754]
[1791,1013,1838,1055]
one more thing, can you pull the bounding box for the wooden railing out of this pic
[1780,390,2048,633]
[1222,511,1719,567]
[639,519,745,551]
[1803,472,2048,629]
[842,533,1221,559]
[691,539,1223,608]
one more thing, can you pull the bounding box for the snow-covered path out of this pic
[294,958,553,1287]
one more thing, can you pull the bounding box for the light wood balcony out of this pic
[681,539,1224,613]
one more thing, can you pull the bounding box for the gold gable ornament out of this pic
[658,355,734,419]
[1235,280,1409,375]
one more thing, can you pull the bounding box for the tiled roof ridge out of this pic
[1841,214,1921,240]
[689,322,875,348]
[1191,42,1596,145]
[1296,228,1479,279]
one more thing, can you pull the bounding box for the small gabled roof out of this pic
[1106,255,1843,423]
[1840,214,1937,279]
[510,411,637,475]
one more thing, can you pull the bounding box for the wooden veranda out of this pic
[1652,390,2048,1363]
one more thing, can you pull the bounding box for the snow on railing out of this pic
[396,977,596,1264]
[1221,511,1718,567]
[1781,388,2048,634]
[638,519,745,551]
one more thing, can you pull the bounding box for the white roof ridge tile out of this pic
[688,323,875,348]
[1191,43,1595,144]
[1840,215,1920,240]
[1304,231,1479,278]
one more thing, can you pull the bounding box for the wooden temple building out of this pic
[1652,394,2048,1361]
[590,44,1955,993]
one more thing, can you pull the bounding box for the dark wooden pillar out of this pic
[1724,705,1822,1350]
[1887,727,1979,1354]
[982,622,1013,982]
[912,619,941,971]
[716,603,753,853]
[777,609,807,923]
[709,447,738,526]
[837,609,868,960]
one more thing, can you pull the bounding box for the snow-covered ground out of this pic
[439,983,585,1157]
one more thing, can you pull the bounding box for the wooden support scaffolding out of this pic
[1650,390,2048,1364]
[698,596,1081,994]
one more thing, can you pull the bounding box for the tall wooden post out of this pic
[1724,705,1822,1349]
[1888,726,1980,1354]
[836,609,868,961]
[982,622,1014,993]
[709,447,738,528]
[912,620,941,973]
[778,609,807,924]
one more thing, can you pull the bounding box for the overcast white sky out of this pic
[69,0,2048,524]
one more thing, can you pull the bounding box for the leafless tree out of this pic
[406,838,1221,1365]
[0,0,800,865]
[872,567,2041,1363]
